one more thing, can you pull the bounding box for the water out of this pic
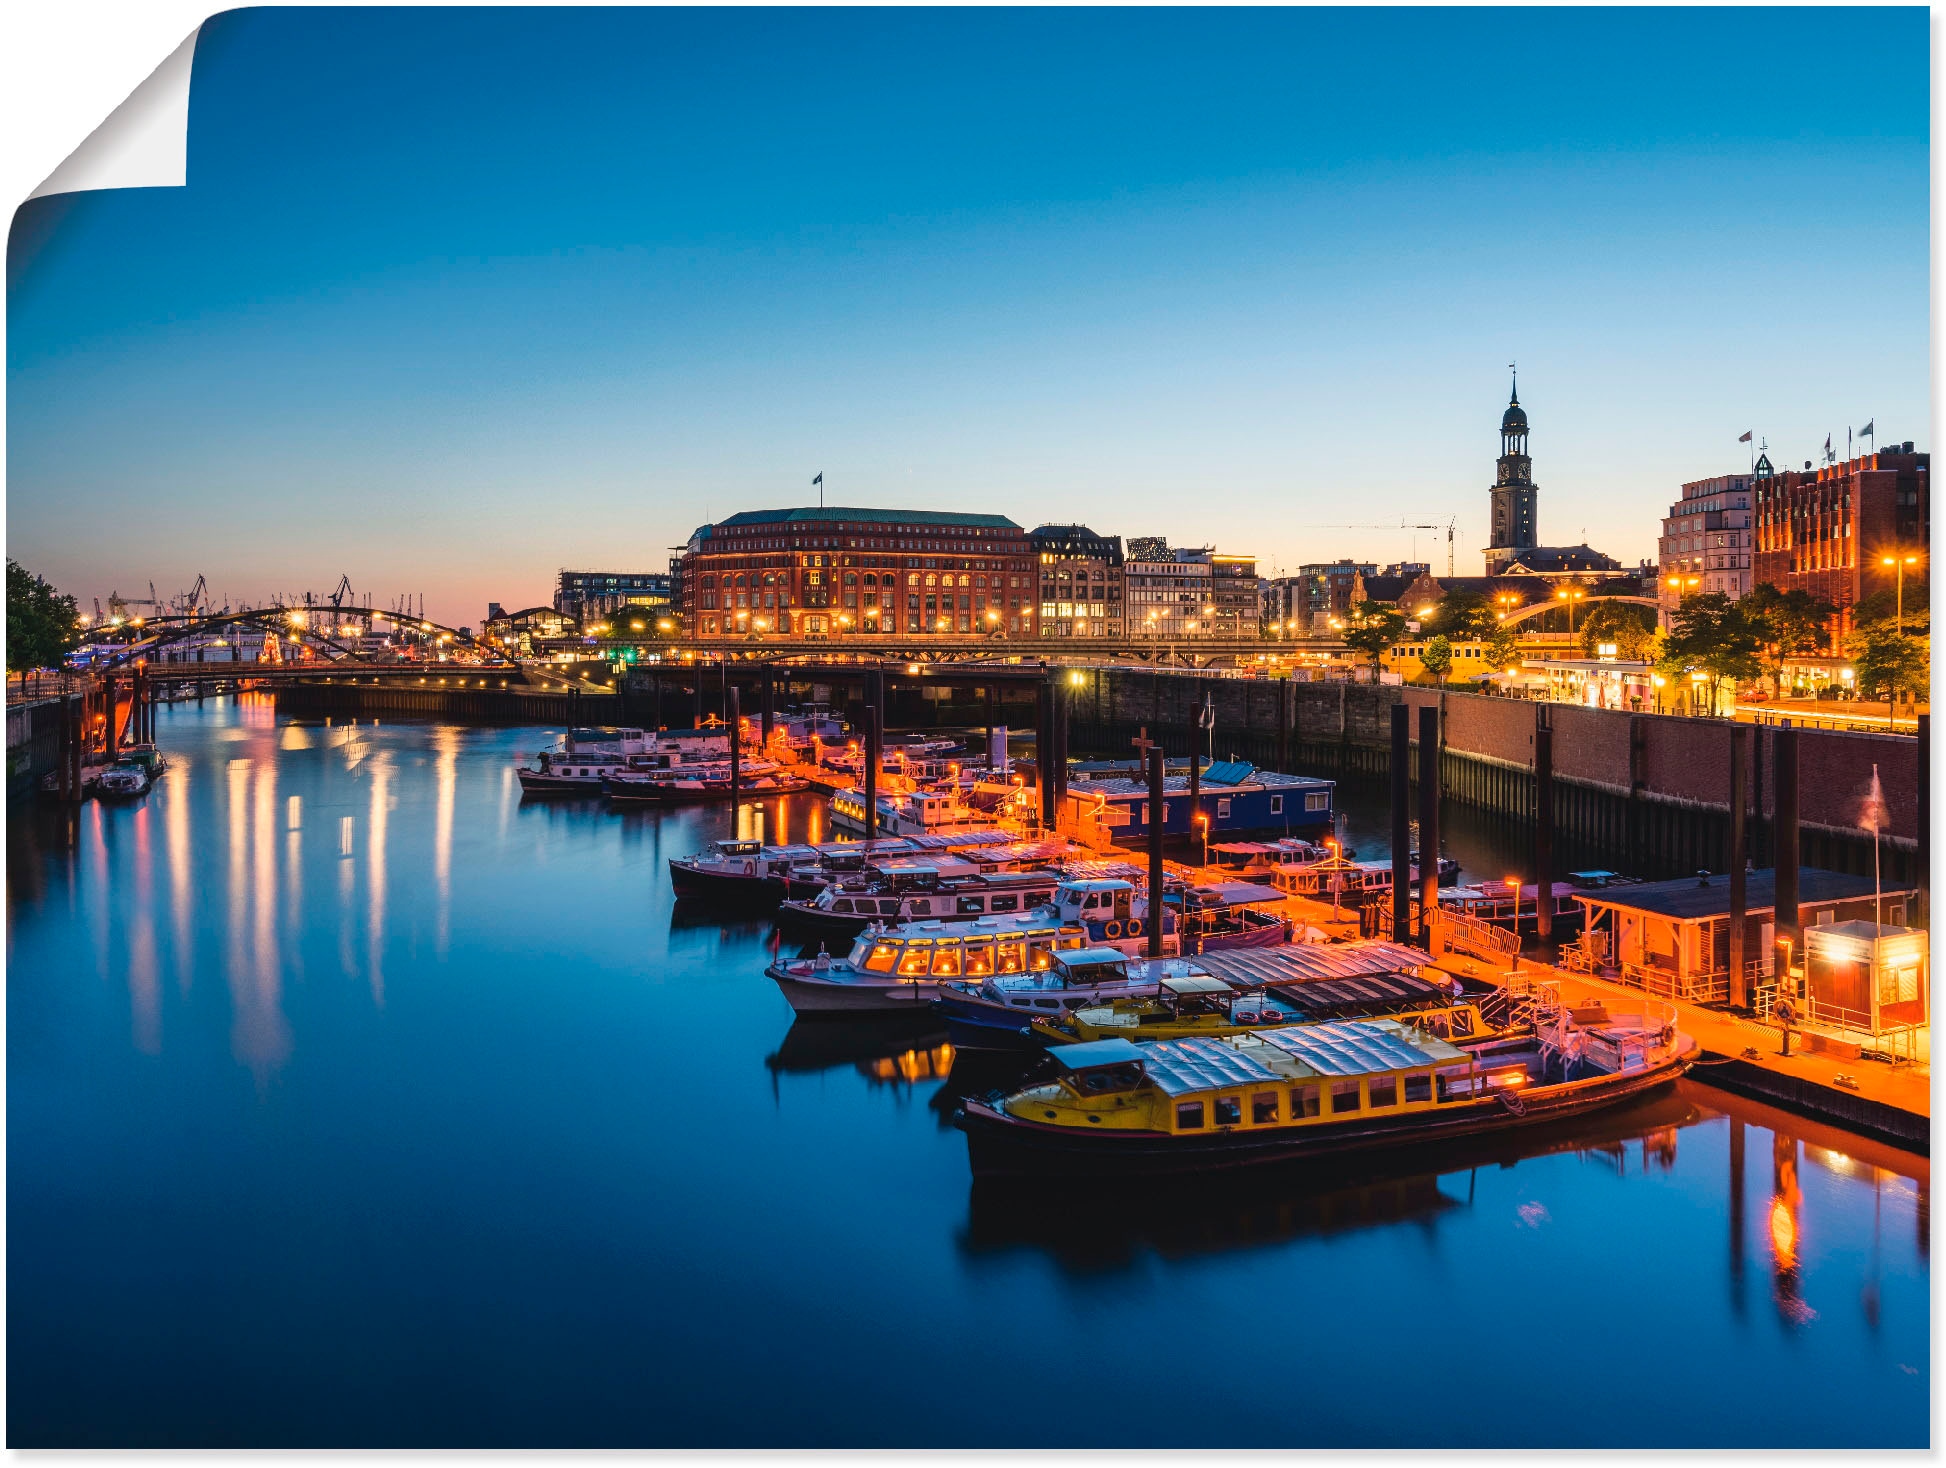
[8,700,1929,1448]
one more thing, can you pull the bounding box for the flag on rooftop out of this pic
[1862,419,1875,436]
[1738,430,1753,443]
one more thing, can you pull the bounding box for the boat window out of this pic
[957,896,986,915]
[896,944,933,977]
[1034,999,1059,1009]
[879,900,902,915]
[1330,1080,1362,1116]
[1217,798,1232,819]
[990,895,1019,913]
[929,942,963,976]
[1252,1092,1279,1124]
[1055,935,1085,951]
[1306,793,1329,812]
[863,942,899,973]
[1027,938,1056,971]
[963,939,996,976]
[1269,795,1284,815]
[1368,1076,1398,1108]
[997,937,1026,973]
[1212,1096,1242,1126]
[1404,1074,1433,1104]
[1291,1085,1321,1119]
[909,900,930,916]
[1175,1102,1205,1130]
[832,899,854,914]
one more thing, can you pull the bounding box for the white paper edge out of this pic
[28,25,201,200]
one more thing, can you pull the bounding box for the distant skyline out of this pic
[7,7,1930,626]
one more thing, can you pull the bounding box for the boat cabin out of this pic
[846,918,1086,979]
[1064,762,1335,841]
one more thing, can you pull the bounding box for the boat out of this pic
[1208,839,1329,880]
[777,860,1065,940]
[764,913,1090,1016]
[1174,881,1293,952]
[829,786,998,837]
[1269,852,1453,900]
[1034,970,1498,1047]
[515,727,730,797]
[955,1003,1695,1177]
[932,946,1202,1051]
[774,704,848,750]
[96,758,154,800]
[667,838,831,903]
[605,760,808,804]
[1039,877,1178,957]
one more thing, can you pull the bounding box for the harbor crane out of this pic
[1303,518,1461,576]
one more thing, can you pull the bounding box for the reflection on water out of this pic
[5,701,1930,1449]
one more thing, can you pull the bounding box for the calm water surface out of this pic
[7,699,1929,1447]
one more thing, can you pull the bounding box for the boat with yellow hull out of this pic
[955,1006,1695,1177]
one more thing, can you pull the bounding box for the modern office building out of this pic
[554,570,672,622]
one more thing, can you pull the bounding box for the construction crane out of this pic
[1302,518,1462,576]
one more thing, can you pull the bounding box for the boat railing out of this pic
[1439,911,1521,964]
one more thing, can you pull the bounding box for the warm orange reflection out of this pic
[861,1042,956,1085]
[367,754,391,1007]
[165,756,194,993]
[433,730,458,957]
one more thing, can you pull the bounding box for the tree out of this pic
[1341,601,1407,672]
[1483,621,1521,674]
[1657,592,1762,716]
[1847,623,1929,710]
[1426,588,1495,641]
[1577,599,1657,661]
[596,603,676,638]
[1742,582,1838,694]
[1419,635,1453,686]
[6,559,80,674]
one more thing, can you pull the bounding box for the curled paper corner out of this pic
[28,26,202,201]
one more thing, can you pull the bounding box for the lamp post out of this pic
[1555,586,1585,640]
[1195,812,1210,872]
[1879,552,1920,635]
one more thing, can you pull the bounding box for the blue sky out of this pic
[7,7,1930,624]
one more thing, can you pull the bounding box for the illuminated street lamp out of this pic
[1554,586,1585,638]
[1879,551,1921,634]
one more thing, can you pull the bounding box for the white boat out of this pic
[765,912,1089,1015]
[828,786,995,837]
[516,727,732,796]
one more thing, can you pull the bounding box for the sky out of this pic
[6,6,1931,626]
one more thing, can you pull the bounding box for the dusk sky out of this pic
[7,6,1930,626]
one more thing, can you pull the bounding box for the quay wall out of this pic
[1062,670,1919,884]
[274,682,623,726]
[6,694,80,802]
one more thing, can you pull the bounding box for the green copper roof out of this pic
[709,507,1020,532]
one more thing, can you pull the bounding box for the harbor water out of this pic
[7,700,1929,1447]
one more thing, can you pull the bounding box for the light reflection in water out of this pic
[237,755,291,1081]
[433,729,458,958]
[128,805,159,1055]
[366,753,390,1007]
[165,755,193,993]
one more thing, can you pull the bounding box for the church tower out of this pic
[1486,371,1537,569]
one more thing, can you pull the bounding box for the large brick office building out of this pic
[1751,443,1929,637]
[676,507,1040,639]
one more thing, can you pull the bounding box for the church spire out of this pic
[1509,361,1518,405]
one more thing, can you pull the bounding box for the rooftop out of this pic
[706,507,1020,532]
[1573,867,1909,922]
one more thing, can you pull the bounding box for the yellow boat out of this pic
[1031,971,1501,1047]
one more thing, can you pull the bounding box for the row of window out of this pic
[1172,1071,1444,1130]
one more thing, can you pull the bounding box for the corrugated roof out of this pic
[1139,1036,1285,1096]
[1256,1020,1467,1076]
[1188,941,1429,988]
[709,507,1020,530]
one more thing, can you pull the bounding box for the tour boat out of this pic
[1034,970,1497,1047]
[955,1005,1695,1177]
[764,913,1089,1015]
[605,759,808,804]
[932,946,1197,1051]
[777,862,1065,940]
[667,838,831,903]
[1039,877,1178,957]
[829,786,996,838]
[515,727,731,796]
[1175,882,1293,952]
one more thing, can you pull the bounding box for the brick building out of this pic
[676,507,1038,639]
[1751,444,1929,636]
[1657,473,1754,612]
[1030,524,1124,638]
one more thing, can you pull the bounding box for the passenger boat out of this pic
[764,913,1090,1015]
[932,946,1200,1051]
[605,759,808,804]
[955,1005,1695,1177]
[1042,877,1178,957]
[96,757,154,799]
[1175,881,1292,952]
[515,727,731,796]
[1269,852,1454,899]
[777,859,1064,939]
[1033,970,1497,1047]
[829,786,996,837]
[667,838,830,903]
[1208,839,1328,880]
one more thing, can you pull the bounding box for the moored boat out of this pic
[955,1005,1694,1178]
[606,760,808,804]
[932,946,1202,1052]
[667,838,830,903]
[96,758,154,800]
[764,912,1089,1016]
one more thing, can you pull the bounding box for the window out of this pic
[1404,1074,1433,1104]
[1269,795,1284,816]
[1290,1085,1322,1119]
[1252,1092,1279,1124]
[1212,1096,1242,1126]
[1368,1076,1397,1108]
[1217,798,1232,819]
[957,896,986,915]
[896,945,932,977]
[1306,792,1330,812]
[863,943,899,973]
[989,894,1019,913]
[1330,1080,1362,1116]
[1175,1102,1205,1130]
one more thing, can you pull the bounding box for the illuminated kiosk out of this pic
[1803,920,1929,1061]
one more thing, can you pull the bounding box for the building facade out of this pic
[676,507,1038,639]
[554,570,672,622]
[1292,561,1376,633]
[1030,524,1125,639]
[1485,377,1538,572]
[1751,443,1930,637]
[1123,548,1258,640]
[1657,472,1754,612]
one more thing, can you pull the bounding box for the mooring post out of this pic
[105,678,120,760]
[1918,713,1930,933]
[760,663,774,748]
[692,668,704,730]
[1774,722,1801,1002]
[727,684,741,814]
[1390,703,1410,944]
[1534,706,1554,946]
[1418,703,1440,950]
[1728,723,1749,1009]
[1147,745,1166,959]
[864,699,880,850]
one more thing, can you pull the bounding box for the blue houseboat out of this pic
[1064,760,1333,842]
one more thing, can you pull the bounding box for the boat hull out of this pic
[956,1042,1695,1178]
[516,771,607,797]
[765,964,943,1015]
[773,903,877,940]
[666,859,822,905]
[609,779,808,805]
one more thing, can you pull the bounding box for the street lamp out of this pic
[1879,552,1921,634]
[1554,587,1585,638]
[1195,812,1210,870]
